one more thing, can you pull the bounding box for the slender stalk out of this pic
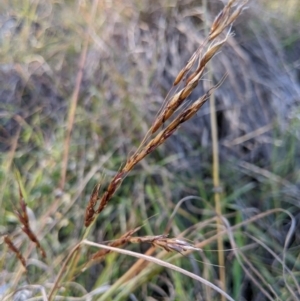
[203,0,226,298]
[59,44,87,190]
[210,78,226,299]
[59,0,99,190]
[48,243,81,301]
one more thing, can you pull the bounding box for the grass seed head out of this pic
[4,235,27,269]
[15,185,46,258]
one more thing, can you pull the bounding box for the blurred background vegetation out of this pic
[0,0,299,300]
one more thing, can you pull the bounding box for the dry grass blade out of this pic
[82,240,235,301]
[15,186,46,258]
[48,244,81,300]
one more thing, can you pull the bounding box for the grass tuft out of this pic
[0,0,299,300]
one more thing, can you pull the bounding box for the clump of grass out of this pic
[1,0,299,300]
[50,1,248,298]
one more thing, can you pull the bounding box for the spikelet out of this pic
[4,235,27,269]
[15,186,46,258]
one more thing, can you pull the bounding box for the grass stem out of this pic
[203,0,226,298]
